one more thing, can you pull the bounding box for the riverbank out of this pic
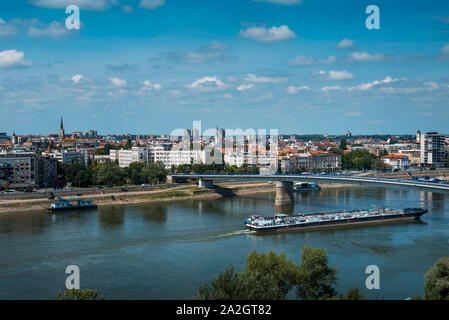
[0,182,363,214]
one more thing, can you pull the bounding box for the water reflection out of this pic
[98,206,125,228]
[142,203,168,224]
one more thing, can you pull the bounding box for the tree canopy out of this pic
[194,246,357,300]
[424,257,449,300]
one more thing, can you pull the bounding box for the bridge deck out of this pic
[172,174,449,193]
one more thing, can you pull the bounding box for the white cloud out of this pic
[424,82,440,90]
[71,74,84,83]
[223,93,233,99]
[142,80,162,91]
[139,0,165,10]
[349,51,385,62]
[287,85,310,94]
[321,86,341,92]
[27,21,69,37]
[327,70,354,80]
[244,74,288,83]
[29,0,112,10]
[336,39,354,49]
[349,76,405,91]
[237,83,255,91]
[316,70,354,80]
[239,25,296,42]
[186,76,228,92]
[288,55,337,66]
[0,18,19,37]
[0,50,32,69]
[110,78,127,87]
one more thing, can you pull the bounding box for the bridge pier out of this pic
[199,178,214,189]
[275,181,294,206]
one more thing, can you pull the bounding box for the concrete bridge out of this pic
[169,174,449,206]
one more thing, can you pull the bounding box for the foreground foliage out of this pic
[194,246,357,300]
[57,288,104,300]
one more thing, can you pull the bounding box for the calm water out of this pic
[0,187,448,300]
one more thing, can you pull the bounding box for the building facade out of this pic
[420,132,446,167]
[0,152,58,190]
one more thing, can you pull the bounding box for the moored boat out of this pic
[47,197,97,212]
[243,208,427,232]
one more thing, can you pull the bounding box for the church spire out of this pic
[58,116,65,141]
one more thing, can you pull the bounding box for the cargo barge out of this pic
[243,208,427,232]
[47,197,97,212]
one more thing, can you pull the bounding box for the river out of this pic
[0,186,448,300]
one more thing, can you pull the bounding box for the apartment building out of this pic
[110,147,149,168]
[281,151,341,173]
[420,132,446,167]
[0,152,58,190]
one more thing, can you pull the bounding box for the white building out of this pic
[150,150,204,168]
[49,150,87,166]
[420,132,446,167]
[381,155,411,170]
[110,147,148,168]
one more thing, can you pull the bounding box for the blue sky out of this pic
[0,0,448,135]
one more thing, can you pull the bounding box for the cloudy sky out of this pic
[0,0,448,135]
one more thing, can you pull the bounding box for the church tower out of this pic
[58,117,65,141]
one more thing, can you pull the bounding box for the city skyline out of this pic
[1,0,449,134]
[2,116,446,137]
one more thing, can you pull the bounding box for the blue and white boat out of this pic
[47,197,97,212]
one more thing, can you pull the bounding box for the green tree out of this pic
[73,170,91,188]
[123,139,132,150]
[338,138,348,151]
[93,161,125,187]
[57,288,104,300]
[194,266,285,300]
[194,246,345,300]
[126,162,147,185]
[246,250,299,297]
[373,158,387,171]
[341,150,378,170]
[424,257,449,300]
[296,246,338,300]
[339,287,366,300]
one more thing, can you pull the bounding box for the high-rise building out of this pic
[420,132,446,167]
